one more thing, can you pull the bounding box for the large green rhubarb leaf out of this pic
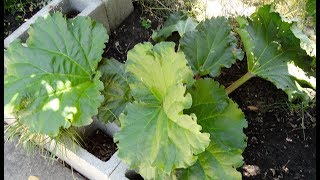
[236,5,316,102]
[4,13,108,137]
[180,79,247,180]
[180,17,244,77]
[98,58,132,125]
[125,42,194,103]
[152,11,198,42]
[114,42,210,179]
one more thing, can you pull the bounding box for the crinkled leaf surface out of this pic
[4,13,108,137]
[125,42,194,103]
[97,58,131,125]
[114,42,210,179]
[180,17,244,77]
[180,79,247,180]
[152,12,198,42]
[236,5,316,102]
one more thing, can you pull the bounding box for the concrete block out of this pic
[43,139,122,180]
[109,161,130,180]
[4,0,112,49]
[69,0,100,11]
[4,116,123,180]
[5,112,131,180]
[103,0,134,30]
[78,1,111,34]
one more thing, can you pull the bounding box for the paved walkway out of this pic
[4,139,86,180]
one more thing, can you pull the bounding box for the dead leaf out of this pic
[247,105,259,111]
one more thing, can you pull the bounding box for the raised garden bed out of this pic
[4,0,316,180]
[101,2,317,179]
[103,2,316,179]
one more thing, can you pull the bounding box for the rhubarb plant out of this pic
[4,13,108,146]
[114,42,210,179]
[114,5,316,179]
[229,5,316,102]
[112,41,247,179]
[4,4,316,180]
[154,5,316,103]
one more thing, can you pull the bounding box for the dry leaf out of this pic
[247,105,259,111]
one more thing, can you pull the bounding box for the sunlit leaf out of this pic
[236,5,316,102]
[4,12,108,136]
[114,42,210,179]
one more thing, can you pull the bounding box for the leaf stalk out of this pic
[226,71,255,95]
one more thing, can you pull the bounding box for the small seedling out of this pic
[140,17,151,29]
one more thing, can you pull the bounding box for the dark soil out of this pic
[215,60,316,180]
[125,171,144,180]
[4,1,79,40]
[102,1,163,62]
[83,129,117,162]
[101,3,316,179]
[4,1,43,39]
[65,10,80,19]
